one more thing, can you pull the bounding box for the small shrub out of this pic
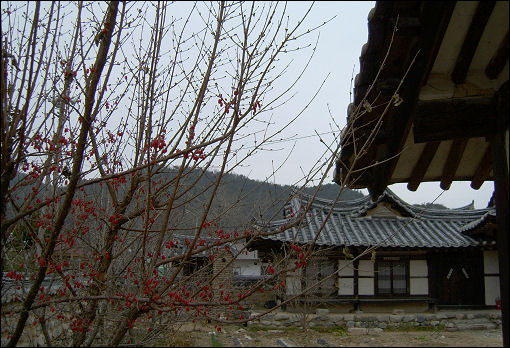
[247,326,273,332]
[311,326,348,336]
[211,334,222,347]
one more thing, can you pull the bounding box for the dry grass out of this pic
[164,331,195,347]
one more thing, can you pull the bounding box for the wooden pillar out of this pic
[353,253,360,312]
[490,82,509,347]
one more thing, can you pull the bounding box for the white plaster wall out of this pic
[410,260,428,277]
[235,249,258,260]
[233,243,258,260]
[338,277,354,295]
[358,260,374,276]
[286,276,302,295]
[338,260,354,276]
[409,260,428,295]
[233,259,260,276]
[483,251,499,274]
[484,276,501,306]
[358,277,374,295]
[287,260,302,276]
[410,278,429,295]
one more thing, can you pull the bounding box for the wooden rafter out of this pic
[451,1,496,85]
[407,141,440,191]
[471,144,493,190]
[485,31,509,80]
[440,138,468,190]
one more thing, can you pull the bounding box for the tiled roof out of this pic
[459,211,497,235]
[2,274,71,304]
[255,189,496,249]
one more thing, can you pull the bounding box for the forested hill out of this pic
[7,169,365,230]
[158,169,366,229]
[7,168,452,234]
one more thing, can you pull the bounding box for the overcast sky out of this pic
[231,1,495,209]
[11,1,493,209]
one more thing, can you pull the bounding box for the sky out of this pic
[7,1,493,210]
[230,1,495,209]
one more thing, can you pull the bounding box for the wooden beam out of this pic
[413,97,497,143]
[440,138,468,190]
[471,144,492,190]
[494,81,509,127]
[485,31,509,80]
[451,1,496,85]
[407,141,440,191]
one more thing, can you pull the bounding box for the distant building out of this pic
[250,189,499,312]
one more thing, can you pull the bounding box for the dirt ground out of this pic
[162,322,503,347]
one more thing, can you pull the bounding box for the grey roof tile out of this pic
[255,189,495,249]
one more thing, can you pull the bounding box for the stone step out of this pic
[276,338,291,347]
[455,323,498,331]
[317,338,330,346]
[452,318,493,325]
[232,336,243,347]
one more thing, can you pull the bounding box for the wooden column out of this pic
[490,82,509,347]
[353,253,360,312]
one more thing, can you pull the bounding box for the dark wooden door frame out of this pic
[430,251,484,306]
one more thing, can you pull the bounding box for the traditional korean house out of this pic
[333,0,508,342]
[250,189,499,313]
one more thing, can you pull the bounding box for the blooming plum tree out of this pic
[1,1,347,346]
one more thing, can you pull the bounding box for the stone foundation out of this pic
[246,309,502,332]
